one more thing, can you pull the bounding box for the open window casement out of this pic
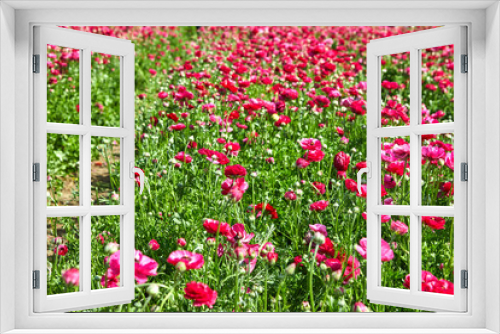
[365,26,467,312]
[33,26,136,312]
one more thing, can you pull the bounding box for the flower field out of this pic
[45,26,455,312]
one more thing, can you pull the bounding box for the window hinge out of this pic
[461,162,468,181]
[461,54,468,73]
[33,54,40,73]
[461,270,468,289]
[33,163,40,182]
[33,270,40,289]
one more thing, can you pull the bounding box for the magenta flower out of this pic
[310,200,329,211]
[390,220,409,235]
[355,238,394,262]
[61,268,79,287]
[309,224,328,237]
[167,250,204,271]
[298,138,322,151]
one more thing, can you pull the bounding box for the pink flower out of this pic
[149,239,160,251]
[61,268,79,287]
[393,143,410,160]
[167,250,204,271]
[298,138,322,151]
[309,224,327,237]
[158,91,168,99]
[169,123,186,131]
[149,68,157,77]
[55,244,68,256]
[384,174,397,189]
[304,150,325,162]
[177,238,187,247]
[390,220,409,235]
[134,250,158,284]
[296,158,310,169]
[174,152,192,163]
[224,164,247,179]
[221,178,248,202]
[311,181,326,195]
[355,238,394,262]
[226,223,255,245]
[310,200,329,211]
[284,191,297,201]
[343,256,361,284]
[353,302,370,312]
[184,281,218,308]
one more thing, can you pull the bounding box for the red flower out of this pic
[148,239,160,251]
[284,191,297,201]
[422,216,446,230]
[299,138,322,151]
[334,151,350,178]
[198,149,230,165]
[203,219,231,236]
[312,181,326,195]
[304,150,325,162]
[184,281,218,308]
[253,203,279,219]
[310,200,329,211]
[224,164,247,179]
[169,123,186,131]
[55,244,68,256]
[296,158,310,169]
[281,88,298,100]
[174,152,192,163]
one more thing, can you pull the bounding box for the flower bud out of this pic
[104,242,119,255]
[146,284,160,297]
[175,261,187,272]
[285,263,297,275]
[312,231,326,245]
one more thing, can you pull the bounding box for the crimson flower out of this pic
[203,219,231,236]
[184,281,218,308]
[299,138,322,151]
[310,200,329,212]
[224,164,247,179]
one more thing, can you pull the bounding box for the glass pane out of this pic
[47,133,80,206]
[421,45,454,124]
[91,137,121,205]
[420,216,454,295]
[46,45,80,124]
[47,216,80,295]
[421,133,454,206]
[378,215,410,289]
[381,52,410,127]
[381,136,410,205]
[91,215,121,290]
[91,53,121,127]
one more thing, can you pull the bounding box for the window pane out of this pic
[47,216,80,295]
[46,45,80,124]
[91,215,121,290]
[47,133,80,206]
[91,53,121,127]
[421,45,454,124]
[381,136,410,205]
[381,52,410,127]
[91,137,121,205]
[379,215,410,290]
[421,133,454,206]
[420,216,454,295]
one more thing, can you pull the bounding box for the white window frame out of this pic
[366,26,467,312]
[0,1,498,333]
[33,26,136,312]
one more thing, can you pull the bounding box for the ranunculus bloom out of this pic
[203,219,231,236]
[343,256,361,284]
[353,302,370,312]
[390,220,409,235]
[184,281,218,308]
[304,150,325,162]
[167,250,204,270]
[56,244,68,256]
[310,200,329,211]
[253,203,279,219]
[62,268,79,286]
[299,138,322,151]
[226,223,255,245]
[221,178,248,202]
[177,238,187,247]
[334,151,350,173]
[198,149,230,165]
[384,174,397,189]
[312,181,326,195]
[296,158,310,169]
[134,250,159,284]
[158,91,168,99]
[355,237,394,262]
[309,224,327,237]
[169,123,186,131]
[422,216,446,230]
[284,190,297,201]
[174,152,192,163]
[224,164,247,179]
[149,239,160,251]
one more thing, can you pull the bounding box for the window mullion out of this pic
[409,47,420,295]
